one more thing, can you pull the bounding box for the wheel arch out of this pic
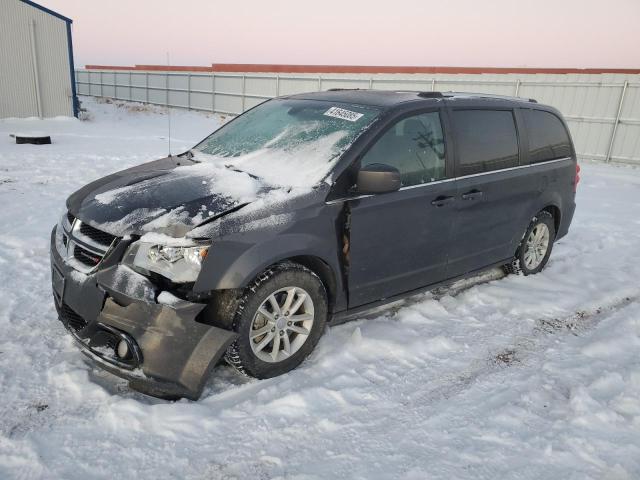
[287,255,337,313]
[242,255,338,314]
[541,204,561,234]
[194,233,346,313]
[511,194,563,255]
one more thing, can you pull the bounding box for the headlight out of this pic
[54,217,66,255]
[124,241,209,283]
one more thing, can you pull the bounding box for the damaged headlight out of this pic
[124,241,209,283]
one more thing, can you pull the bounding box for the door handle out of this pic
[461,190,484,201]
[431,195,455,207]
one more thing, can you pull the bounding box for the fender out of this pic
[193,232,345,305]
[509,189,563,255]
[507,155,576,252]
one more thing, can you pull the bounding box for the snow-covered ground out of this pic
[1,98,639,480]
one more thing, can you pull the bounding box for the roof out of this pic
[284,89,539,108]
[285,90,431,107]
[19,0,72,23]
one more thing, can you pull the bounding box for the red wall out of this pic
[83,64,640,75]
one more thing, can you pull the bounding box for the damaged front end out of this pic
[50,212,237,400]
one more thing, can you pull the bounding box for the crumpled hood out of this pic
[67,156,271,238]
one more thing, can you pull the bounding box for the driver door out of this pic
[347,109,457,308]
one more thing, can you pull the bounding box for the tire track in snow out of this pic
[402,291,640,408]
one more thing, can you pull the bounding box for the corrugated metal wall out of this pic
[76,69,640,165]
[0,0,74,118]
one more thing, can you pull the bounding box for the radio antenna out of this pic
[166,52,172,157]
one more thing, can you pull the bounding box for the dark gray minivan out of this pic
[50,90,578,399]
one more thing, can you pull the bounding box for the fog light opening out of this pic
[116,340,130,359]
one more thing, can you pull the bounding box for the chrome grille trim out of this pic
[63,212,74,232]
[58,213,118,274]
[71,220,114,253]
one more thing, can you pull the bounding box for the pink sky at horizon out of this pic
[41,0,640,69]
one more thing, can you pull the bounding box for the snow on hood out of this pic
[67,156,279,238]
[67,129,349,239]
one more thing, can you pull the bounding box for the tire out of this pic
[224,262,327,378]
[504,211,556,276]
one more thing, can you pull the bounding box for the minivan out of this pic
[50,90,578,400]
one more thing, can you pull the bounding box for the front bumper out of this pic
[50,227,237,400]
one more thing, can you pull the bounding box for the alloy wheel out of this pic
[249,286,315,363]
[523,223,550,270]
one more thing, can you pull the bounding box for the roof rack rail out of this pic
[326,88,362,92]
[443,92,538,103]
[417,91,444,98]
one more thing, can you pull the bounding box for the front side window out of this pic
[453,109,519,175]
[193,99,380,188]
[361,111,446,187]
[524,109,572,163]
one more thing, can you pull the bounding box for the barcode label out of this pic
[323,107,364,122]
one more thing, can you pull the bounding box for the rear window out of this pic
[524,109,572,163]
[453,110,519,176]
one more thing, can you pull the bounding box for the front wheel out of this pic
[505,211,556,276]
[225,262,327,378]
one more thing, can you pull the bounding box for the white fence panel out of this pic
[75,69,640,165]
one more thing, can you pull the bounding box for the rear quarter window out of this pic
[524,109,572,163]
[452,110,519,176]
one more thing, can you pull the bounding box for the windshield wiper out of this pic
[224,164,261,180]
[177,149,197,162]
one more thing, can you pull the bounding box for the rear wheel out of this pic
[505,211,556,276]
[225,262,327,378]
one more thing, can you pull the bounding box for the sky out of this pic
[42,0,640,69]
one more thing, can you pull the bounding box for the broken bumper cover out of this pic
[50,228,237,400]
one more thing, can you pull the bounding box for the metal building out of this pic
[0,0,78,118]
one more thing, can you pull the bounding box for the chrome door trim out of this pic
[454,157,572,181]
[326,157,573,205]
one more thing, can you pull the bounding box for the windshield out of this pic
[192,99,380,188]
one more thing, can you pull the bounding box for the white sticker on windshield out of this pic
[323,106,364,122]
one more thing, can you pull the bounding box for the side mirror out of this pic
[357,163,401,194]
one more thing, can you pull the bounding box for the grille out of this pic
[79,222,117,247]
[60,211,120,273]
[59,302,88,332]
[74,245,102,267]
